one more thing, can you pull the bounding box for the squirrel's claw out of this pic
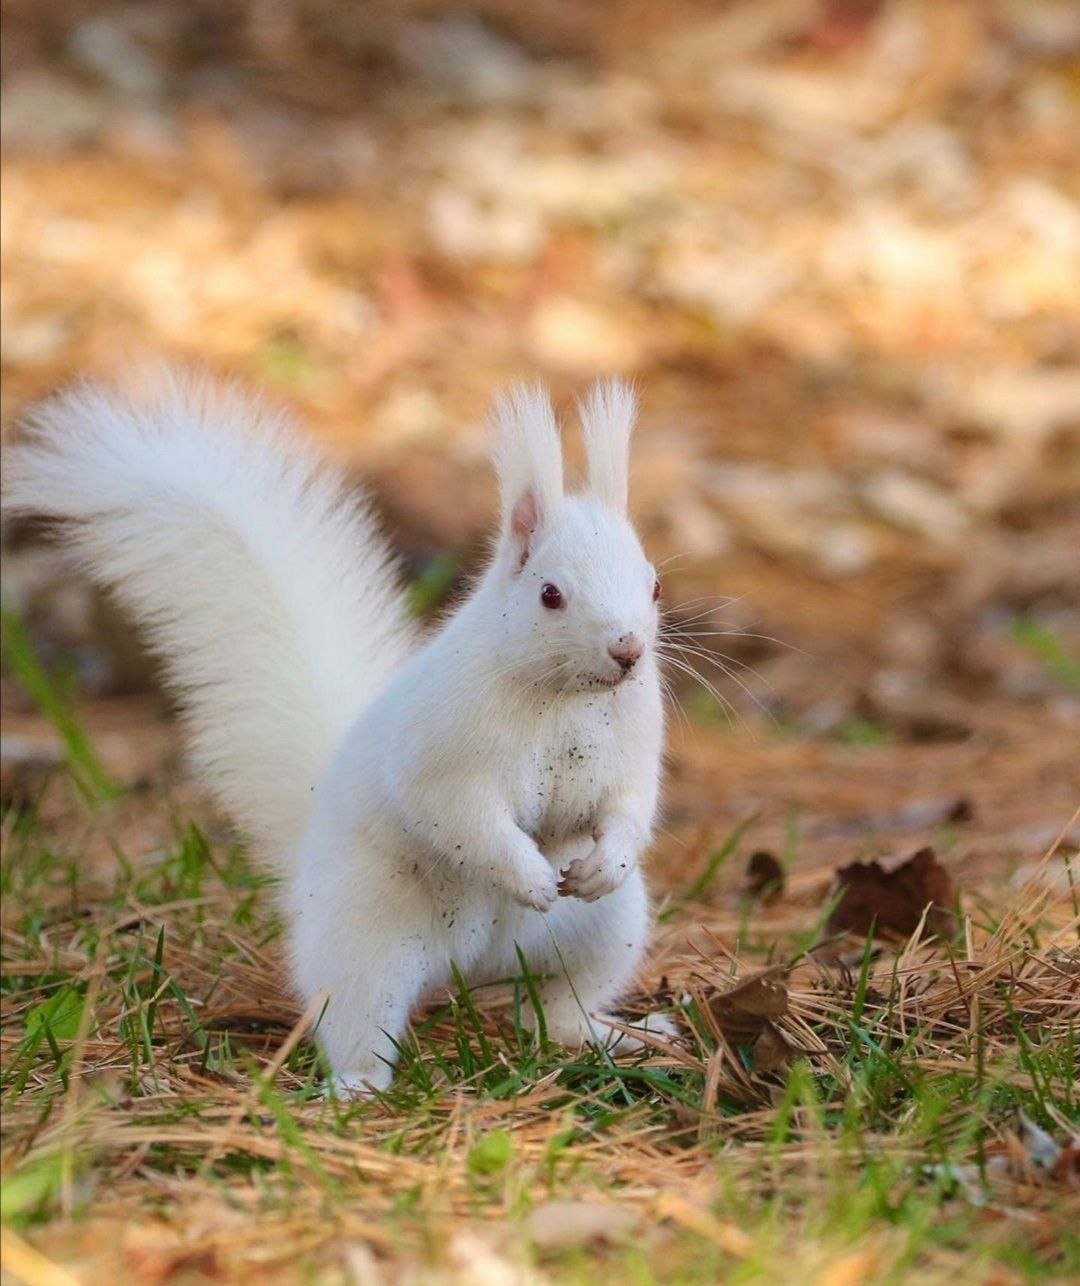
[558,844,631,901]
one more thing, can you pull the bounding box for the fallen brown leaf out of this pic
[744,850,785,902]
[1049,1141,1080,1188]
[749,1022,792,1072]
[703,964,793,1072]
[826,846,959,941]
[706,965,789,1041]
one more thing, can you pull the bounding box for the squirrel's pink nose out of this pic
[608,634,644,672]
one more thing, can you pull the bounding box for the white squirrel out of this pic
[4,370,670,1093]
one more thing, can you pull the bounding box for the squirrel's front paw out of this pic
[558,839,632,902]
[506,854,559,912]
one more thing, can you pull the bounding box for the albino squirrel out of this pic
[5,371,670,1093]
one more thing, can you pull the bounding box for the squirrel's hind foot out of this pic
[325,1064,394,1101]
[545,1009,680,1055]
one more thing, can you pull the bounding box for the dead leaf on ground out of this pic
[1050,1141,1080,1187]
[749,1022,792,1073]
[743,849,785,902]
[704,964,792,1072]
[706,965,789,1037]
[826,846,959,941]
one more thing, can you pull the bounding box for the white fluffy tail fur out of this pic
[3,371,414,867]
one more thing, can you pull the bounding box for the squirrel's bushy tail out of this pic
[3,370,414,868]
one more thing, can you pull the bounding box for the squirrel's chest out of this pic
[509,707,621,843]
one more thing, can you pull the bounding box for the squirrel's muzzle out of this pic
[608,634,644,672]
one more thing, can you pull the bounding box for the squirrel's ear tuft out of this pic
[579,379,636,514]
[491,382,563,567]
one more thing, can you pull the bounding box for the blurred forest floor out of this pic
[1,1,1078,1283]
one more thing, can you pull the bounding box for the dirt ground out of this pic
[1,2,1078,1282]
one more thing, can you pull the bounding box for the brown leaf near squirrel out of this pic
[749,1023,792,1073]
[1050,1141,1080,1188]
[744,850,785,903]
[705,965,792,1071]
[826,846,959,941]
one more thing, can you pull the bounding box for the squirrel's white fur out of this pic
[4,370,667,1093]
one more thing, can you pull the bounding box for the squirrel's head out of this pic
[489,380,659,694]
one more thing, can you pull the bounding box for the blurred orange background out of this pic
[2,0,1078,847]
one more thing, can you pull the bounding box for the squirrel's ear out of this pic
[491,383,563,567]
[579,378,636,514]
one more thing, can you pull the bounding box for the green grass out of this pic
[1011,617,1080,692]
[251,333,322,391]
[0,608,120,806]
[407,552,460,618]
[835,716,892,747]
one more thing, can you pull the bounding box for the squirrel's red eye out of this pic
[540,582,563,609]
[652,577,662,602]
